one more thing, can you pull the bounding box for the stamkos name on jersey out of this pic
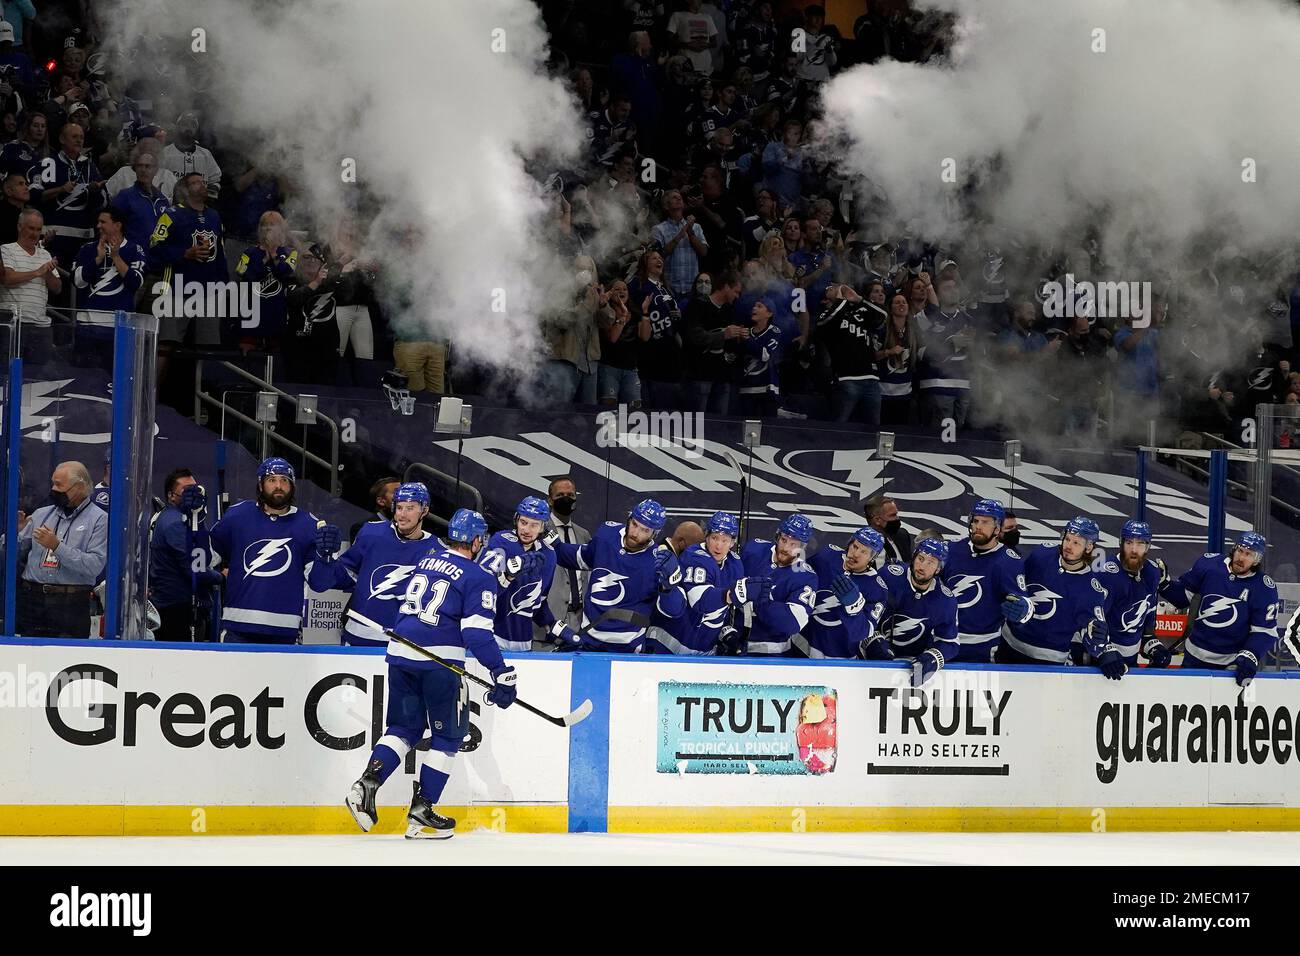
[419,556,465,579]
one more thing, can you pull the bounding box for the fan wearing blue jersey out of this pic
[997,516,1125,679]
[943,498,1032,663]
[1156,530,1280,687]
[344,509,517,840]
[873,537,959,686]
[547,498,685,652]
[1094,520,1165,667]
[478,496,567,652]
[800,526,890,659]
[209,457,324,644]
[647,511,745,655]
[737,514,819,656]
[307,482,435,646]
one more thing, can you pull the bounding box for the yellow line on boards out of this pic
[0,805,568,836]
[605,806,1300,833]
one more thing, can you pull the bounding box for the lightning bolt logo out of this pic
[886,615,927,646]
[1198,595,1240,629]
[1026,584,1063,621]
[369,563,416,600]
[1120,597,1152,633]
[588,570,627,607]
[242,537,293,577]
[812,589,842,627]
[509,580,545,615]
[949,574,984,609]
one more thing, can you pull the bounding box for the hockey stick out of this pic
[345,608,593,728]
[722,449,748,544]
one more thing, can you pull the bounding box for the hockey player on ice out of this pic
[646,511,744,655]
[798,525,889,659]
[735,514,819,656]
[477,496,578,651]
[345,508,521,840]
[209,457,323,644]
[996,516,1126,680]
[1156,530,1281,686]
[547,498,685,652]
[306,482,433,646]
[1094,520,1165,668]
[867,536,958,686]
[942,498,1032,663]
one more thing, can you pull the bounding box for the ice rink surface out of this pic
[4,831,1300,866]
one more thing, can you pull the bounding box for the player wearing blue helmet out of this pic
[208,455,321,644]
[872,535,959,685]
[646,512,746,655]
[479,496,564,651]
[347,506,516,840]
[1157,530,1280,687]
[1095,519,1165,668]
[943,499,1032,663]
[309,482,435,645]
[736,513,818,655]
[801,526,890,659]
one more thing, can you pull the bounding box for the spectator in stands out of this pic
[863,493,912,566]
[818,283,885,425]
[1049,314,1109,437]
[1112,298,1165,440]
[589,93,638,168]
[738,294,781,416]
[763,52,803,117]
[229,161,283,239]
[72,205,146,370]
[736,1,778,81]
[687,162,742,271]
[1,207,59,363]
[150,467,220,642]
[542,262,604,405]
[762,119,809,209]
[2,110,45,175]
[997,300,1047,356]
[916,275,974,429]
[151,171,228,393]
[0,7,32,50]
[630,248,683,409]
[571,66,607,115]
[16,460,106,639]
[285,242,343,386]
[541,475,588,640]
[108,142,171,248]
[106,136,175,196]
[161,111,222,200]
[683,268,745,412]
[742,187,778,259]
[878,290,921,424]
[31,120,104,268]
[791,215,837,320]
[667,0,718,76]
[598,278,646,407]
[651,189,708,300]
[700,78,742,140]
[234,210,297,353]
[0,168,25,242]
[609,31,663,151]
[794,5,839,87]
[754,231,798,339]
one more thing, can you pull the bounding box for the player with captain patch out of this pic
[1155,530,1281,687]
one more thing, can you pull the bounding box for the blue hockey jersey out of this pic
[73,238,147,314]
[646,543,741,655]
[943,539,1028,662]
[1001,544,1108,663]
[877,562,959,662]
[1161,554,1281,667]
[554,521,686,652]
[307,521,436,646]
[479,530,558,652]
[1096,559,1160,663]
[209,501,320,640]
[739,539,818,656]
[391,547,504,672]
[797,545,888,659]
[235,244,298,338]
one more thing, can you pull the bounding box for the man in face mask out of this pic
[1001,510,1020,550]
[863,493,913,567]
[16,460,108,638]
[541,475,589,634]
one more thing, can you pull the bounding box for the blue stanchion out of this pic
[103,311,135,640]
[3,356,22,635]
[1207,449,1228,554]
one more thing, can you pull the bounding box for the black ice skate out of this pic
[345,760,383,832]
[405,782,455,840]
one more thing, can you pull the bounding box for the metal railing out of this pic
[1146,434,1300,521]
[193,357,342,496]
[404,461,483,517]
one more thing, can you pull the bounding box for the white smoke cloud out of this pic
[100,0,584,369]
[822,0,1300,263]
